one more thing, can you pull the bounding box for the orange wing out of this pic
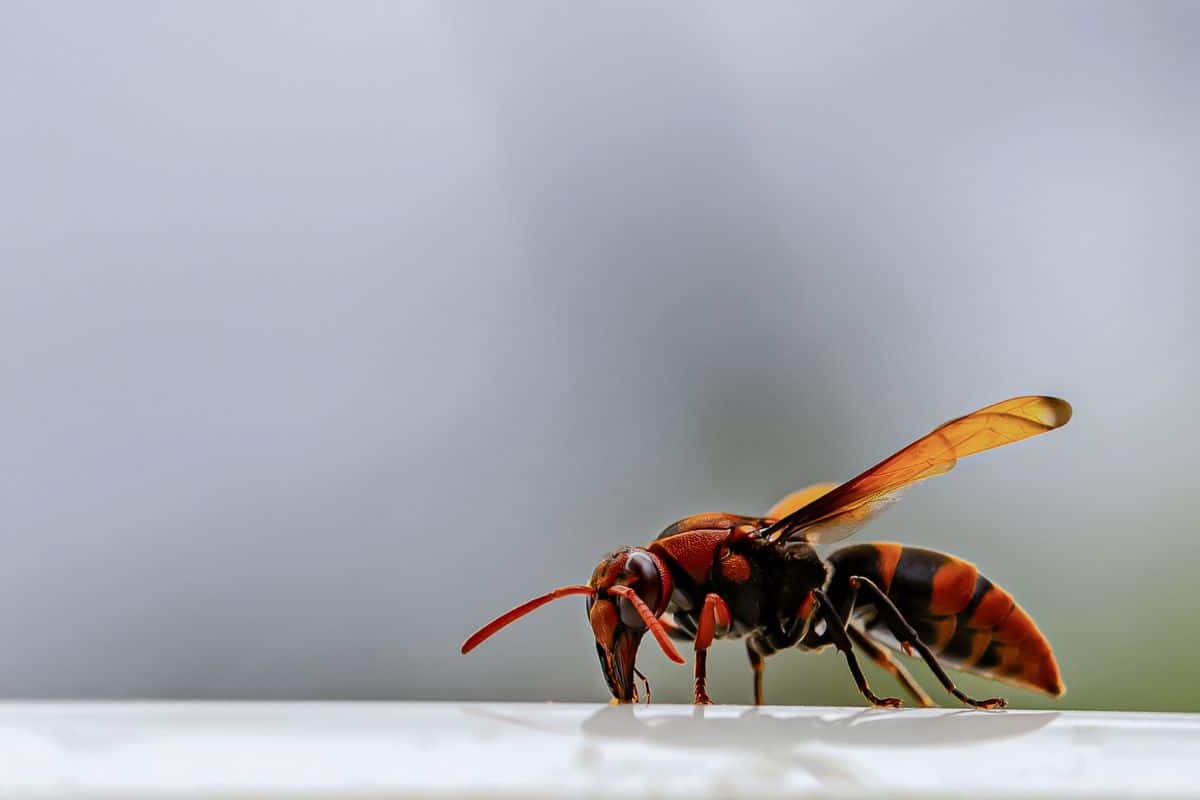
[764,482,839,520]
[762,396,1072,545]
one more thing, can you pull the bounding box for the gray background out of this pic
[2,1,1197,710]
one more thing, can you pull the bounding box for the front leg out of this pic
[692,593,731,704]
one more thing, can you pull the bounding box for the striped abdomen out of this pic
[826,543,1064,696]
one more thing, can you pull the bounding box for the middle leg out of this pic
[745,639,766,706]
[814,590,902,708]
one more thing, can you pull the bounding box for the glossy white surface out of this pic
[0,702,1196,798]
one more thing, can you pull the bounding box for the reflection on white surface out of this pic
[0,702,1196,797]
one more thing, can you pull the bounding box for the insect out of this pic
[462,396,1071,708]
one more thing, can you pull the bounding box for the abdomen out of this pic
[825,543,1064,697]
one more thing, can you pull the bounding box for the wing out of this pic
[761,396,1072,545]
[765,482,839,520]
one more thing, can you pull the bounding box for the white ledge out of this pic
[0,702,1196,798]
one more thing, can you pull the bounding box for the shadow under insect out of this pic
[580,703,1059,752]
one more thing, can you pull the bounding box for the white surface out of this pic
[0,702,1196,798]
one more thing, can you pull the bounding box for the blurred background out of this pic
[1,1,1197,711]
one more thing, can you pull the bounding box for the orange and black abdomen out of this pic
[826,543,1064,697]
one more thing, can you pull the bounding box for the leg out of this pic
[848,625,934,707]
[693,593,731,705]
[694,650,711,705]
[632,667,651,704]
[848,577,1006,709]
[814,590,901,708]
[746,601,815,706]
[746,640,765,706]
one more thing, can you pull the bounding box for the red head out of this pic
[460,546,684,702]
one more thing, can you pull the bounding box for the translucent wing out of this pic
[765,483,839,521]
[761,396,1072,545]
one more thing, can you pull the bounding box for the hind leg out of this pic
[848,624,934,707]
[847,577,1006,709]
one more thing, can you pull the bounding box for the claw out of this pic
[972,697,1007,710]
[633,668,652,705]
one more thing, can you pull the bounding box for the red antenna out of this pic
[461,585,595,654]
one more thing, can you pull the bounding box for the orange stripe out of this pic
[874,543,903,594]
[994,605,1038,645]
[968,585,1015,629]
[930,560,979,615]
[967,591,1064,697]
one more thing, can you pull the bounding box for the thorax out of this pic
[649,518,827,639]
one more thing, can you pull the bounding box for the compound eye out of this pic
[615,551,663,628]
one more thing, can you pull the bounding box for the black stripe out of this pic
[891,546,945,616]
[957,574,995,625]
[910,615,954,649]
[973,640,1006,670]
[940,625,985,663]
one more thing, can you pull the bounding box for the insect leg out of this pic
[848,576,1006,709]
[745,639,766,706]
[848,624,934,707]
[633,667,652,704]
[813,590,902,708]
[693,593,731,705]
